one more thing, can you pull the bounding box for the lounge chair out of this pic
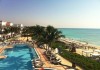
[50,57,61,65]
[32,58,44,68]
[66,69,75,70]
[0,55,7,59]
[34,61,43,68]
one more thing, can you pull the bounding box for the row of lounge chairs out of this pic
[44,50,61,65]
[82,49,100,61]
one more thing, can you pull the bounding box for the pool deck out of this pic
[0,47,5,54]
[4,45,13,49]
[0,47,7,59]
[34,44,83,70]
[0,45,13,55]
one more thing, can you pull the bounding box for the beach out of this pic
[59,37,100,56]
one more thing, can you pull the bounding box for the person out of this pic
[39,67,44,70]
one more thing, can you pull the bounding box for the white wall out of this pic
[2,22,6,26]
[10,23,13,26]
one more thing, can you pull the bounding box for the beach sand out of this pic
[60,38,100,56]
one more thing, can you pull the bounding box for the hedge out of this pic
[59,50,100,70]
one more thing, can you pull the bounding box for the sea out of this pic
[58,28,100,46]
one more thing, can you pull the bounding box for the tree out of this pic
[39,25,65,51]
[70,43,76,52]
[32,25,45,45]
[2,26,20,39]
[22,25,65,51]
[22,26,31,41]
[70,43,76,68]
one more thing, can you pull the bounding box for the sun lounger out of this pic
[32,58,44,68]
[50,57,61,65]
[94,50,100,53]
[90,53,100,57]
[34,61,43,68]
[0,55,7,59]
[66,69,75,70]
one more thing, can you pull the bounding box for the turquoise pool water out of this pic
[0,44,38,70]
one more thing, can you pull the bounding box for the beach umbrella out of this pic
[55,48,59,54]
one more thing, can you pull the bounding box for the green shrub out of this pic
[51,41,67,49]
[60,50,100,70]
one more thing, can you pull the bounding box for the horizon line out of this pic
[57,27,100,29]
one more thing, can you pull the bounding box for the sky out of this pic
[0,0,100,28]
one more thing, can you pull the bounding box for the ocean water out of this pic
[58,28,100,46]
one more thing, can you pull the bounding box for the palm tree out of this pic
[2,26,19,39]
[32,25,45,45]
[3,27,10,34]
[30,25,64,51]
[22,25,64,51]
[70,43,76,52]
[22,26,30,41]
[8,26,21,37]
[40,25,65,51]
[69,43,76,68]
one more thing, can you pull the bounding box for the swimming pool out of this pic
[0,44,38,70]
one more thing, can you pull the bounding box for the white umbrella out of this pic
[0,35,1,37]
[55,48,59,54]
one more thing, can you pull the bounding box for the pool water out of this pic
[0,44,38,70]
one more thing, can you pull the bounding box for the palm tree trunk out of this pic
[27,36,28,41]
[72,62,76,68]
[47,43,51,51]
[46,44,48,51]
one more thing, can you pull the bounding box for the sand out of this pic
[60,38,100,56]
